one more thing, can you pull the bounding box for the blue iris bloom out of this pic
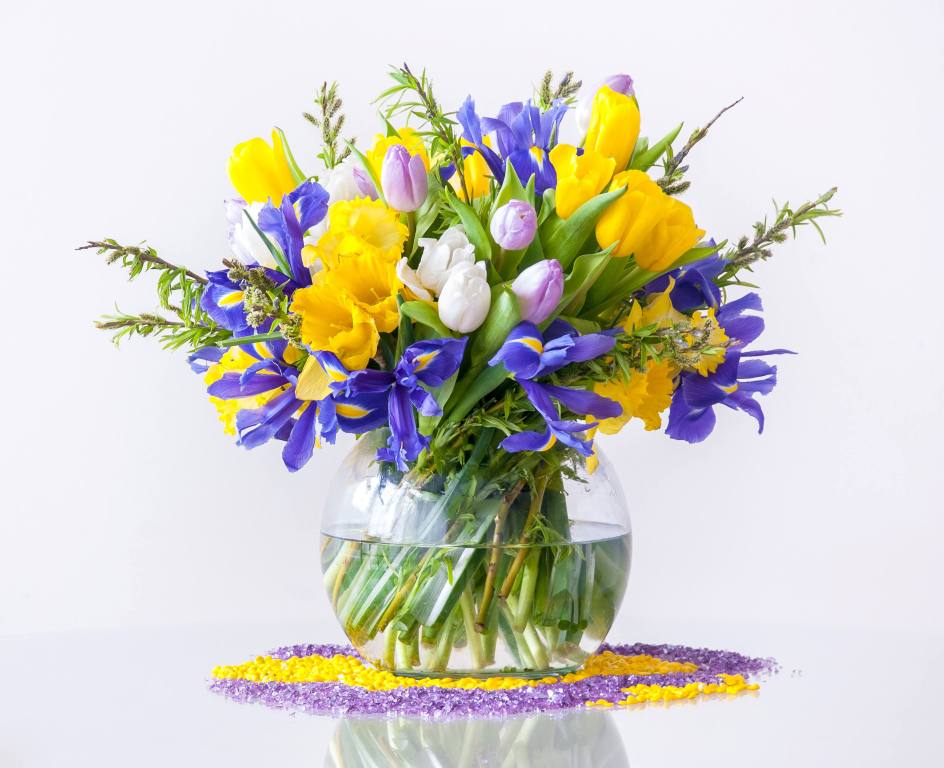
[257,180,329,286]
[644,241,723,312]
[665,293,795,443]
[488,320,622,455]
[316,338,468,470]
[200,267,297,332]
[456,97,568,195]
[194,333,339,472]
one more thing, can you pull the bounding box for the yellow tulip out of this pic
[365,127,430,180]
[595,170,705,271]
[291,283,380,371]
[227,129,298,204]
[584,86,640,172]
[452,138,493,200]
[549,144,616,218]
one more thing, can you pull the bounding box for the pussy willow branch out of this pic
[658,97,743,195]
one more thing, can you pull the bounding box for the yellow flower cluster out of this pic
[211,650,697,692]
[291,198,408,370]
[204,345,299,434]
[596,170,705,271]
[585,674,759,708]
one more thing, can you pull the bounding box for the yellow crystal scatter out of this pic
[211,650,697,692]
[586,673,759,708]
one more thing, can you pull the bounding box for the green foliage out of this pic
[536,70,582,110]
[539,186,625,270]
[304,81,352,169]
[400,301,454,338]
[718,188,841,286]
[81,239,230,351]
[468,286,521,367]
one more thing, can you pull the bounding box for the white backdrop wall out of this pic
[2,0,941,643]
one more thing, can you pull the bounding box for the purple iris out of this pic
[456,97,567,194]
[488,320,622,455]
[665,293,794,443]
[644,242,723,312]
[193,333,338,472]
[318,338,468,470]
[257,180,329,286]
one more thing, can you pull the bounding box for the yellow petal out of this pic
[295,356,333,401]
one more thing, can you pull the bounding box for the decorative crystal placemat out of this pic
[209,642,777,719]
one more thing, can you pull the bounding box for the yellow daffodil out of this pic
[204,347,287,435]
[227,129,298,204]
[365,127,430,180]
[595,170,705,271]
[593,359,677,434]
[291,283,380,370]
[687,308,728,376]
[549,144,616,219]
[319,252,401,333]
[623,278,688,333]
[584,86,640,172]
[305,198,409,268]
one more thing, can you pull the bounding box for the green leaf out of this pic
[447,195,493,263]
[399,301,454,338]
[274,127,307,185]
[442,365,510,427]
[537,188,556,225]
[538,185,625,270]
[494,159,531,209]
[215,331,282,348]
[243,210,292,278]
[550,246,614,319]
[557,315,601,334]
[468,286,521,367]
[629,123,683,171]
[418,374,459,434]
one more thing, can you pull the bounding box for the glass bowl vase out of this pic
[320,435,631,677]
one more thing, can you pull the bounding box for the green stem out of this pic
[459,586,485,670]
[512,548,540,632]
[475,479,525,631]
[499,475,548,599]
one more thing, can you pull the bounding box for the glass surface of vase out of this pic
[320,434,631,677]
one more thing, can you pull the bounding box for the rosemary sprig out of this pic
[537,70,582,109]
[82,238,225,350]
[95,311,229,350]
[718,188,841,285]
[222,258,303,347]
[657,97,743,195]
[304,81,352,169]
[379,63,469,201]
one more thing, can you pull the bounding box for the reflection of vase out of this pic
[320,437,632,678]
[324,709,630,768]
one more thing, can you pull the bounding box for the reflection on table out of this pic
[323,708,629,768]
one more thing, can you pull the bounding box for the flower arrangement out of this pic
[88,66,838,676]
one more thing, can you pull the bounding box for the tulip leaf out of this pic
[442,364,510,427]
[538,185,625,271]
[494,160,531,209]
[400,301,454,339]
[469,286,521,367]
[274,127,308,185]
[550,246,615,320]
[447,195,493,263]
[558,315,602,335]
[584,258,633,310]
[630,123,683,171]
[518,231,546,271]
[538,188,556,225]
[243,210,292,278]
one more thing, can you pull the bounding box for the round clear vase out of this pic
[320,435,631,678]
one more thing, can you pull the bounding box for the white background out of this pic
[1,0,942,763]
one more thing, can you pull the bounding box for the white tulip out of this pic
[416,226,476,295]
[437,262,491,333]
[396,258,434,302]
[225,199,274,267]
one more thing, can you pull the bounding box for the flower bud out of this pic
[583,86,640,171]
[576,74,635,137]
[381,144,428,212]
[490,200,537,250]
[227,129,298,205]
[437,262,491,333]
[352,166,378,199]
[511,259,564,323]
[224,199,274,267]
